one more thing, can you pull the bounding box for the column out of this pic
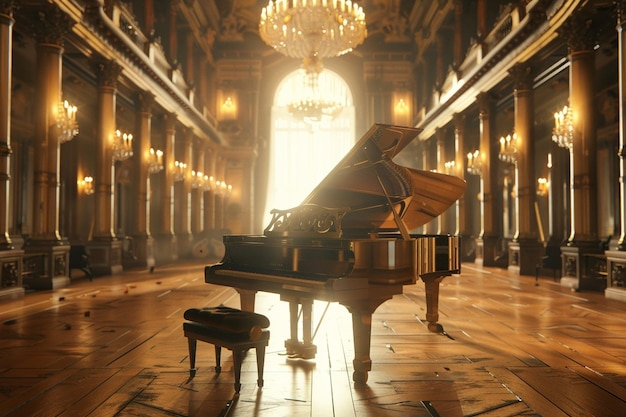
[606,1,626,300]
[422,137,436,234]
[0,4,13,251]
[191,141,205,235]
[204,148,216,231]
[25,6,74,289]
[157,112,177,262]
[453,0,463,70]
[436,128,450,234]
[129,91,155,270]
[560,13,601,290]
[143,0,155,38]
[177,126,193,257]
[476,0,487,40]
[476,92,501,266]
[168,0,178,62]
[509,64,542,275]
[454,113,474,261]
[0,2,23,297]
[90,59,123,275]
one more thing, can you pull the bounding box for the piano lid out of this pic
[264,123,467,239]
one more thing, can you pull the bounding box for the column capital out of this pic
[559,12,598,53]
[510,63,533,92]
[134,91,155,115]
[21,4,74,46]
[94,59,122,90]
[0,1,17,20]
[477,92,494,117]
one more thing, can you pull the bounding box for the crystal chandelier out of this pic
[552,105,573,149]
[112,130,133,162]
[57,100,79,144]
[288,68,343,123]
[148,148,164,174]
[498,133,517,164]
[466,150,483,176]
[260,0,366,123]
[259,0,367,62]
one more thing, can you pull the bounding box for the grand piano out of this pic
[206,123,466,384]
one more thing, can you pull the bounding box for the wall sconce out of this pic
[221,96,237,120]
[552,105,573,149]
[498,133,517,164]
[77,176,94,195]
[395,98,409,114]
[148,148,164,174]
[57,99,79,143]
[112,130,133,162]
[215,180,233,196]
[190,170,205,189]
[444,160,456,175]
[202,175,215,191]
[174,160,187,182]
[537,177,550,197]
[466,150,483,176]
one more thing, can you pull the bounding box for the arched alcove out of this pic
[263,68,356,227]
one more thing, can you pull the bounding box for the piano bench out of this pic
[183,307,270,394]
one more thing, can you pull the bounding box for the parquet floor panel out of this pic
[2,260,626,416]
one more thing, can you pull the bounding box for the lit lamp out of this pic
[537,177,550,197]
[203,175,215,192]
[173,161,187,182]
[259,0,367,64]
[466,150,483,176]
[112,130,133,162]
[57,99,79,143]
[393,93,411,126]
[148,148,164,174]
[259,0,366,123]
[444,160,456,175]
[190,170,205,189]
[552,105,574,149]
[77,176,94,195]
[221,97,237,120]
[498,133,517,164]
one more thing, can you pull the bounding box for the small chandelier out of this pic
[148,148,164,174]
[466,150,483,176]
[444,160,456,175]
[202,175,215,192]
[77,176,94,195]
[498,133,517,164]
[552,105,573,149]
[259,0,367,63]
[174,161,187,182]
[112,130,133,162]
[57,100,79,144]
[537,177,549,197]
[190,170,205,189]
[287,67,343,123]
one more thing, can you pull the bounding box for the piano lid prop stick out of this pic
[311,301,332,342]
[376,174,411,240]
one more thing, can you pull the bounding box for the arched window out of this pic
[263,69,355,227]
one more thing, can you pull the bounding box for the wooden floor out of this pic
[2,260,626,416]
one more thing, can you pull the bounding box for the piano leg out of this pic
[349,308,373,385]
[422,274,445,333]
[282,297,317,359]
[237,289,257,312]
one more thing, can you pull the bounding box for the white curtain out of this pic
[263,69,355,228]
